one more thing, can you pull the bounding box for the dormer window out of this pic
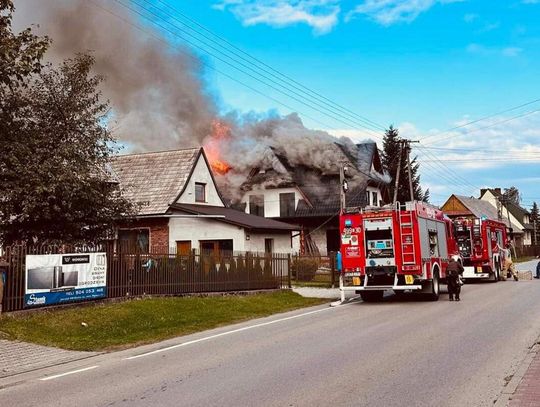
[195,183,206,203]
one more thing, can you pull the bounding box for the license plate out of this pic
[352,277,361,286]
[405,275,414,285]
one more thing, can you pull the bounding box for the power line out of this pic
[114,0,385,139]
[88,0,360,133]
[420,158,540,163]
[418,97,540,142]
[423,108,540,146]
[418,146,540,155]
[152,0,388,133]
[415,144,482,189]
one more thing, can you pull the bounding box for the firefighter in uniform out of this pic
[502,244,518,281]
[447,257,464,301]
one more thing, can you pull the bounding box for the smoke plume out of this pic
[13,0,383,200]
[14,0,216,151]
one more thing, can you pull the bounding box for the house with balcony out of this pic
[237,142,390,255]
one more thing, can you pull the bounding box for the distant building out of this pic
[479,188,533,247]
[441,193,528,248]
[237,142,390,255]
[110,148,296,254]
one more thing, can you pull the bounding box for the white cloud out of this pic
[501,46,523,57]
[346,0,466,26]
[463,13,478,23]
[401,112,540,172]
[214,0,341,34]
[467,43,523,57]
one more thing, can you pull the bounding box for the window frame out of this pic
[372,191,378,207]
[279,192,296,218]
[195,182,206,203]
[249,194,265,217]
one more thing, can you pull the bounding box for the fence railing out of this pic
[291,252,337,287]
[0,244,291,312]
[515,245,540,259]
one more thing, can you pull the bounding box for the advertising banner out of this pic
[25,252,107,307]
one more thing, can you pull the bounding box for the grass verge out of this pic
[0,291,326,352]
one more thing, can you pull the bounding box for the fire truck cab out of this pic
[339,201,459,302]
[452,217,507,281]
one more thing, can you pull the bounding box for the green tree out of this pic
[0,54,134,245]
[503,186,520,205]
[0,0,50,87]
[531,201,539,245]
[381,125,428,203]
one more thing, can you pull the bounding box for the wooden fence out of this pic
[0,244,291,312]
[515,245,540,258]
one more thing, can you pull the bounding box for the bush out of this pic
[292,258,319,281]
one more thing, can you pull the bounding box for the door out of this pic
[176,240,192,256]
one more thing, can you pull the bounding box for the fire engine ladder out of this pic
[399,207,417,265]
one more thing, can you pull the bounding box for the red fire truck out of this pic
[452,217,507,282]
[339,201,459,302]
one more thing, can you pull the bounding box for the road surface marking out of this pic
[126,305,344,360]
[39,365,99,381]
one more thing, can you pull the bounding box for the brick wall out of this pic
[117,217,170,250]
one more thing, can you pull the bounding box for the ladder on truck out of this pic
[398,204,417,265]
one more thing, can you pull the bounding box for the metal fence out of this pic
[0,244,291,312]
[291,252,337,287]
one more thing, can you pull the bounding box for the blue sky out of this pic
[150,1,540,208]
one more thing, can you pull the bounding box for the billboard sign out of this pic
[25,252,107,307]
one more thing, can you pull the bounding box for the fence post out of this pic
[330,251,336,288]
[0,259,7,314]
[287,253,292,288]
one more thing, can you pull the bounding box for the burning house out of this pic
[110,148,297,254]
[235,141,390,255]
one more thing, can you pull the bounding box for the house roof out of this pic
[453,195,523,233]
[242,142,389,218]
[171,203,298,232]
[111,148,201,216]
[480,188,530,222]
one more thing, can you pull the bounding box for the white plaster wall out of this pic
[168,217,245,251]
[177,155,224,206]
[481,192,525,232]
[241,186,302,218]
[245,233,293,254]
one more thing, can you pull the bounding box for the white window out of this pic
[195,183,206,203]
[372,191,378,207]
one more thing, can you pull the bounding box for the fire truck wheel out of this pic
[423,270,440,301]
[360,291,384,302]
[491,260,501,282]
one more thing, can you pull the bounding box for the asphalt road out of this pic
[1,269,540,407]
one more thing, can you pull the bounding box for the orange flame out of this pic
[205,120,232,175]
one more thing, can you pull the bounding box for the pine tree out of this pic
[531,201,539,246]
[503,187,520,205]
[381,126,427,203]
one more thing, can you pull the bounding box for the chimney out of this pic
[480,188,487,197]
[494,188,502,195]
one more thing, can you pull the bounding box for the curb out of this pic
[494,343,540,406]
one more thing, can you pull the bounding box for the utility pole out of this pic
[340,162,348,212]
[392,142,403,205]
[405,141,420,201]
[393,139,419,204]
